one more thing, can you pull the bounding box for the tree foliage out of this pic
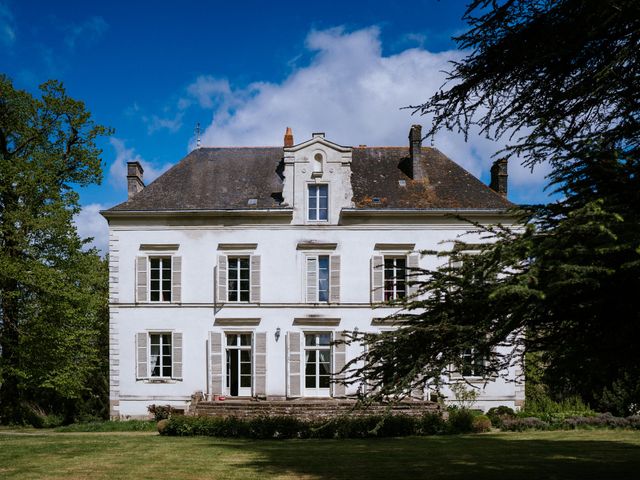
[346,0,640,414]
[0,75,111,423]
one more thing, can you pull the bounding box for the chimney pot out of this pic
[409,124,425,180]
[490,158,508,197]
[127,161,144,200]
[284,127,294,147]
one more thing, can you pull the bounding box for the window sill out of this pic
[139,378,182,384]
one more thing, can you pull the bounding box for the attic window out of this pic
[247,198,258,206]
[398,180,407,187]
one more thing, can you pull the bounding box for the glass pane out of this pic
[162,344,171,355]
[150,258,159,269]
[318,334,331,346]
[319,349,330,364]
[163,365,172,377]
[319,361,330,376]
[306,350,316,363]
[240,280,250,292]
[309,207,317,220]
[240,258,249,269]
[319,375,330,388]
[306,375,316,388]
[241,363,251,375]
[150,291,160,302]
[308,185,317,200]
[151,363,160,377]
[319,195,328,210]
[228,266,238,280]
[228,290,238,302]
[240,350,251,362]
[162,334,171,345]
[305,334,316,347]
[162,280,171,291]
[150,344,160,356]
[318,208,328,220]
[318,185,328,197]
[240,290,250,302]
[227,334,238,346]
[240,334,251,346]
[151,268,159,281]
[241,375,251,387]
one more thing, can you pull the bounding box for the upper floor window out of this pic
[150,257,172,302]
[460,348,486,377]
[384,257,406,301]
[308,184,328,221]
[228,256,250,302]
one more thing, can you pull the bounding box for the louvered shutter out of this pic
[172,256,182,303]
[306,257,318,303]
[210,332,223,396]
[254,332,267,397]
[287,332,301,397]
[333,331,347,397]
[371,255,384,303]
[217,255,227,303]
[250,255,261,303]
[329,255,340,303]
[406,253,419,297]
[136,257,148,303]
[172,332,183,379]
[411,382,424,401]
[136,332,148,379]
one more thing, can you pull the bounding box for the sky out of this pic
[0,0,552,252]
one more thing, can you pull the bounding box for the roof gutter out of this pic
[100,208,294,220]
[340,208,514,217]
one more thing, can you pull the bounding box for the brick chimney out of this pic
[284,127,294,147]
[409,124,425,180]
[490,158,508,197]
[127,161,144,199]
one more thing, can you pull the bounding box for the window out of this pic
[304,333,331,395]
[150,257,171,302]
[149,333,172,378]
[308,184,328,221]
[460,348,485,377]
[228,257,250,302]
[306,255,330,302]
[384,257,406,301]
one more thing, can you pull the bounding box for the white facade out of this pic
[103,131,524,418]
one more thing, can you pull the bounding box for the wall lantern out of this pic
[275,327,281,342]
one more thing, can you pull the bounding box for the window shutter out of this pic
[210,332,223,396]
[306,257,318,303]
[371,255,384,303]
[329,255,341,303]
[217,255,227,303]
[250,255,261,303]
[411,383,424,401]
[136,256,148,303]
[333,331,347,397]
[172,256,182,303]
[136,332,148,379]
[254,332,267,397]
[287,332,301,397]
[406,253,419,297]
[172,332,183,379]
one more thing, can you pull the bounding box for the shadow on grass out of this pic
[218,433,640,480]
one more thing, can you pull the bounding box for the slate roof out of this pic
[106,146,512,212]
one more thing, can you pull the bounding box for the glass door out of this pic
[304,333,331,397]
[225,333,252,396]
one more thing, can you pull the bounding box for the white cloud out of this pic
[0,2,15,46]
[144,112,184,134]
[108,138,173,191]
[64,16,108,49]
[190,26,549,201]
[74,203,109,253]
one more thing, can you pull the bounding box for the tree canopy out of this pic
[0,76,111,423]
[347,0,640,415]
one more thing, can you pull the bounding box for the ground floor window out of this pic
[461,348,485,377]
[304,333,331,396]
[150,333,172,378]
[226,333,252,396]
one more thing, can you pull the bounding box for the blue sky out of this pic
[0,0,551,251]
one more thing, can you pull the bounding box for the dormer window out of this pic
[308,184,328,221]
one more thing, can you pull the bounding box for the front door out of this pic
[304,333,332,397]
[226,333,252,396]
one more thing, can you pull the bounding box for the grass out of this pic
[1,429,639,479]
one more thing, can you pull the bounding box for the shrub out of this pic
[447,408,475,434]
[157,419,169,434]
[486,406,516,428]
[520,394,595,423]
[416,412,447,435]
[627,415,640,430]
[472,415,492,433]
[148,404,175,421]
[501,417,549,432]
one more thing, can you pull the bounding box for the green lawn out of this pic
[1,429,639,479]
